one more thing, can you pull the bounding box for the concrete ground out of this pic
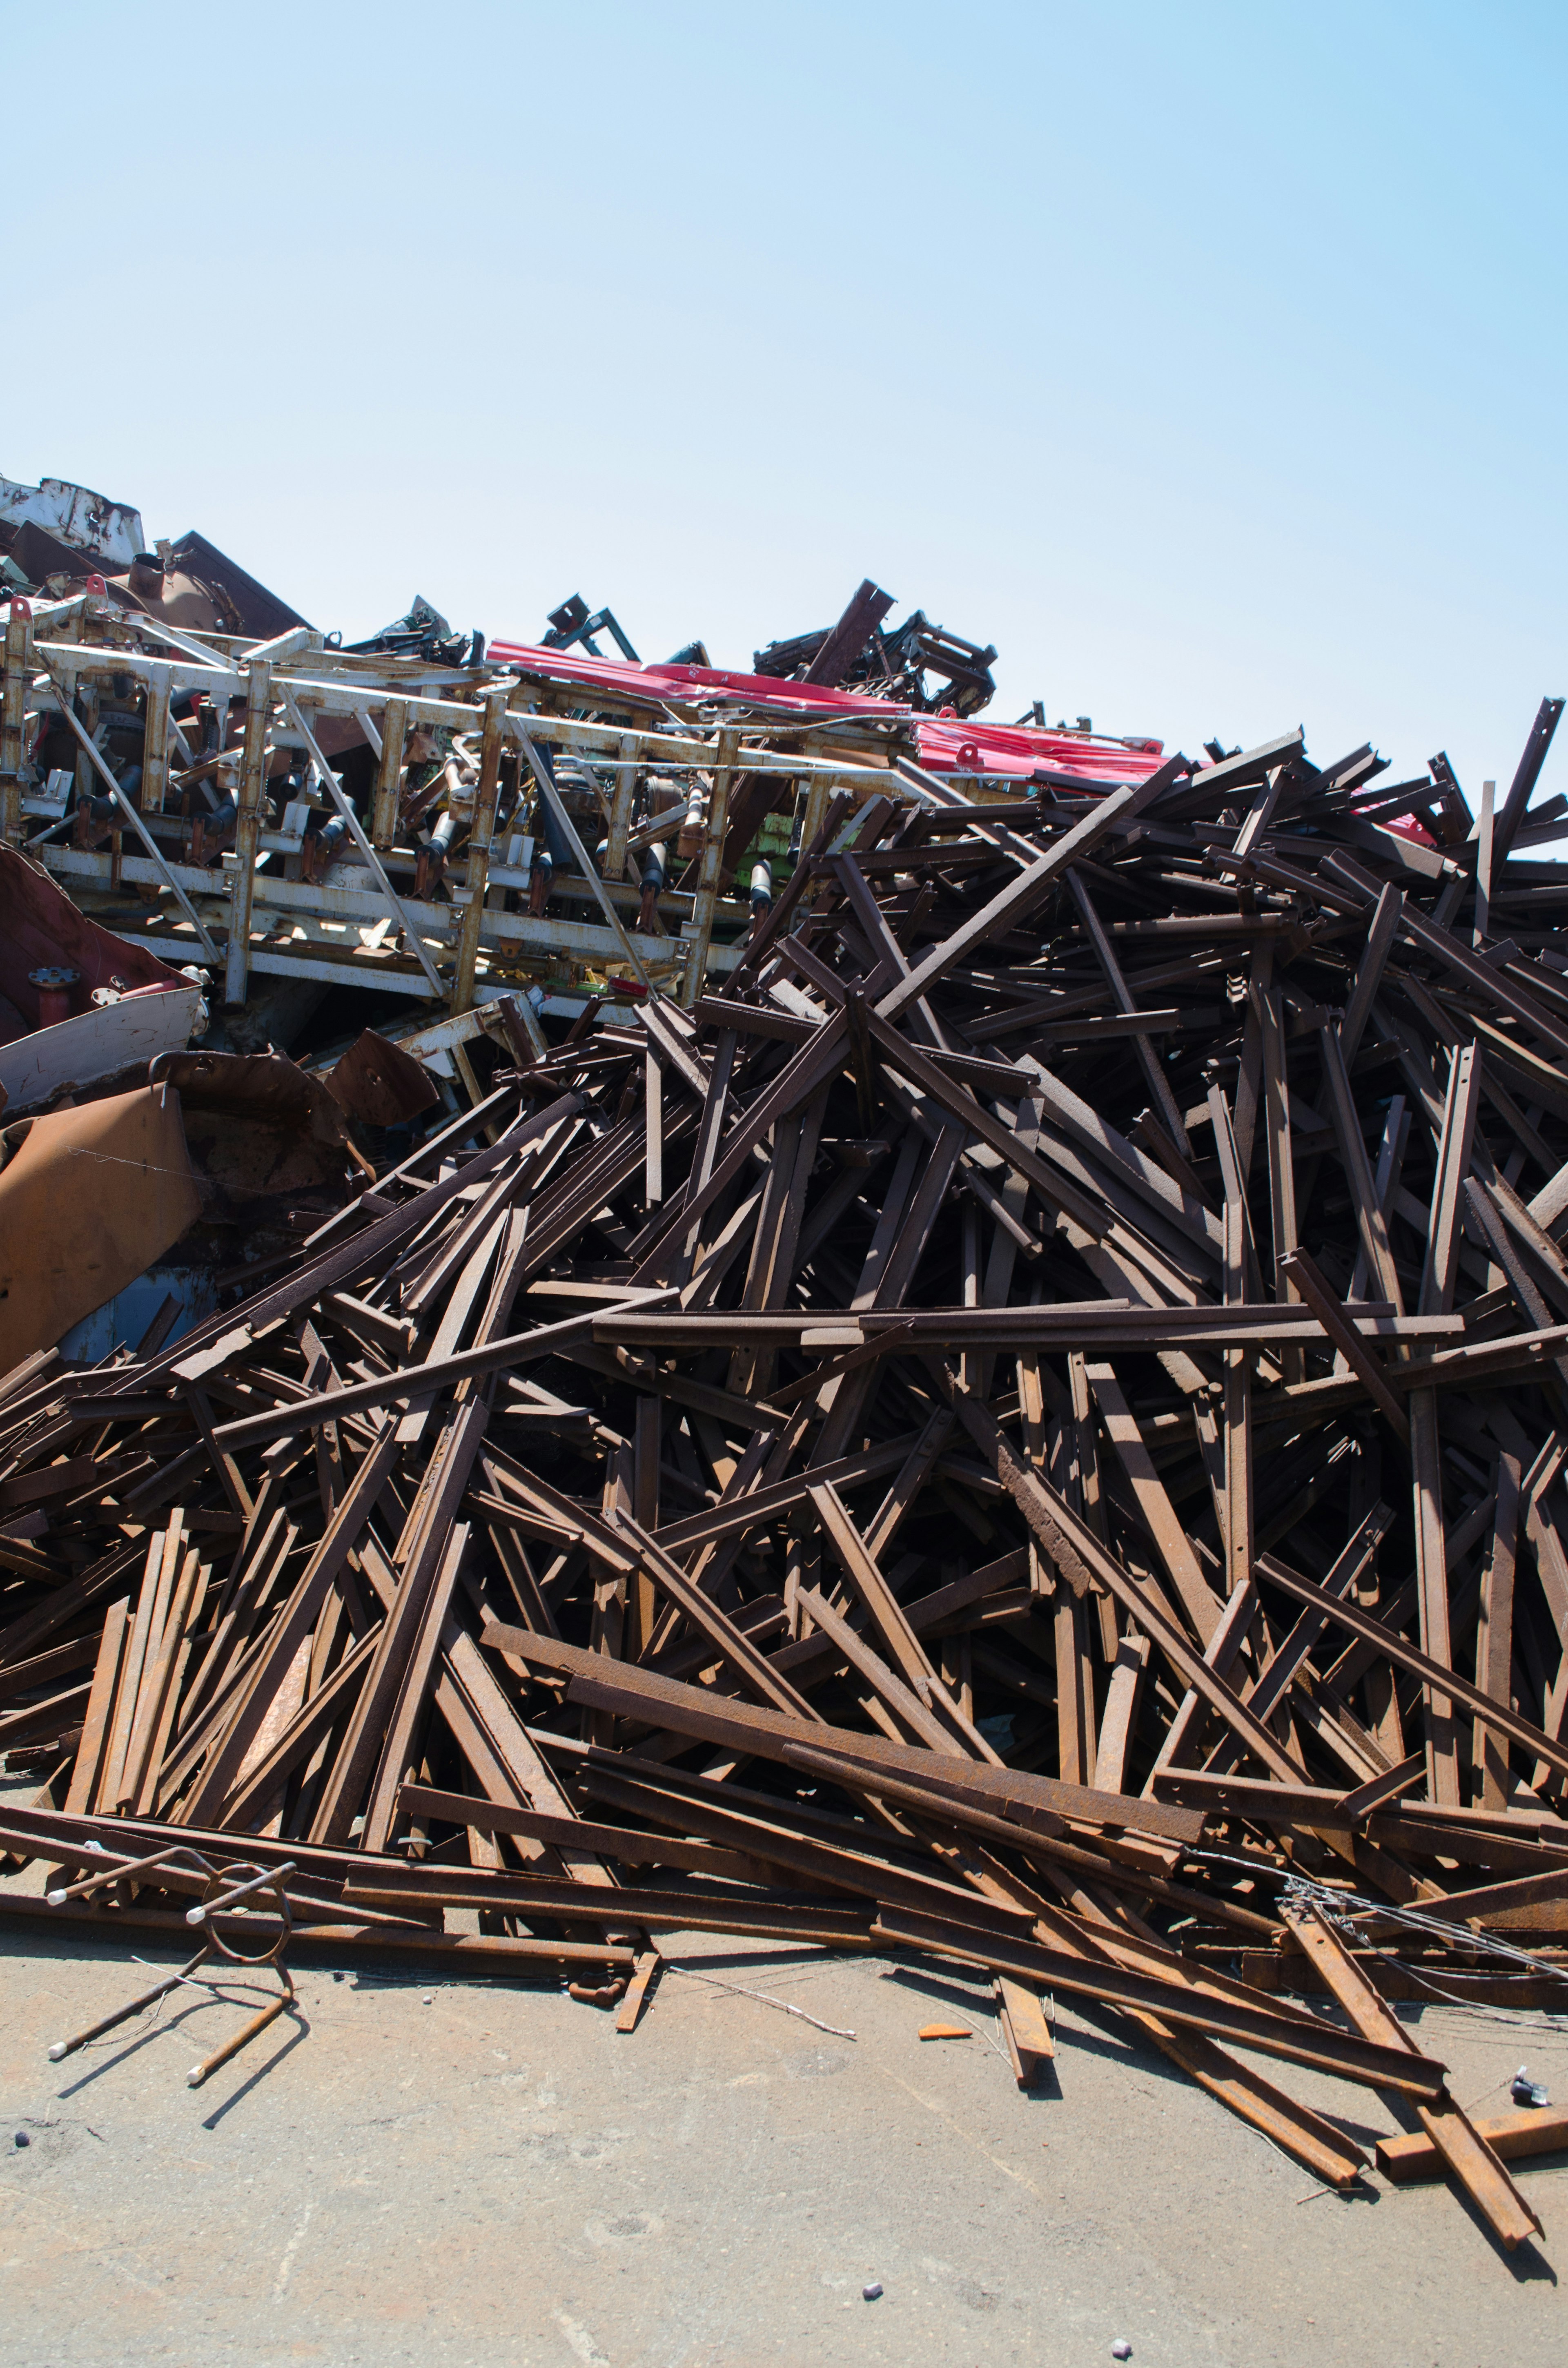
[1,1900,1566,2368]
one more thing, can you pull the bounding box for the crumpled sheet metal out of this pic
[324,1029,440,1129]
[0,846,190,1030]
[486,635,1167,784]
[150,1049,374,1218]
[104,566,229,635]
[0,1085,200,1368]
[0,474,144,569]
[0,846,200,1115]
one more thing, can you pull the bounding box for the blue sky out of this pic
[7,2,1564,807]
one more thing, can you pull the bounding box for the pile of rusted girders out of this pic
[5,709,1568,2250]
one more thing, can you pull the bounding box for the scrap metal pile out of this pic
[4,724,1568,2225]
[1,484,1160,1047]
[1,481,1568,2240]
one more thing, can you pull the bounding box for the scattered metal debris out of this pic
[0,473,1566,2261]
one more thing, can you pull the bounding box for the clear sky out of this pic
[7,1,1565,813]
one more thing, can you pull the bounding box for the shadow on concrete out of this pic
[53,1995,214,2096]
[879,1963,1004,2016]
[200,2012,311,2130]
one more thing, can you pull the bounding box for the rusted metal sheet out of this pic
[0,1084,200,1365]
[0,843,202,1110]
[0,982,203,1115]
[323,1028,440,1128]
[0,474,144,569]
[151,1048,373,1214]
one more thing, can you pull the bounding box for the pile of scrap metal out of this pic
[0,473,303,641]
[4,695,1568,2249]
[0,818,397,1366]
[0,478,1161,1085]
[752,576,1000,718]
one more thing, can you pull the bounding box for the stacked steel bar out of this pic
[4,710,1568,2248]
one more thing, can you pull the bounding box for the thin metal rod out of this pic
[47,1843,200,1904]
[187,1861,296,1925]
[40,667,221,962]
[280,687,445,997]
[187,1979,294,2088]
[98,611,245,675]
[48,1947,210,2060]
[510,719,656,996]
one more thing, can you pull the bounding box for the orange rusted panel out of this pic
[0,1085,200,1368]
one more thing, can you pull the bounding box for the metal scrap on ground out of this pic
[0,479,1566,2255]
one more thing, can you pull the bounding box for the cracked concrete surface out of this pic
[0,1918,1564,2367]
